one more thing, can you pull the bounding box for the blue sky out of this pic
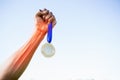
[0,0,120,80]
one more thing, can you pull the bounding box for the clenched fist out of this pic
[35,8,57,33]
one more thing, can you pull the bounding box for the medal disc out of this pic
[41,43,55,57]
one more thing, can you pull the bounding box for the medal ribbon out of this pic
[47,22,52,43]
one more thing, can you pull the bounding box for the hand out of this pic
[35,8,56,33]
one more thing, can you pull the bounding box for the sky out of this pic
[0,0,120,80]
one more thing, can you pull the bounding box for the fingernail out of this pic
[50,12,53,15]
[39,9,42,11]
[44,8,47,10]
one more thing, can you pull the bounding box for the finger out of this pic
[35,11,42,17]
[48,15,55,22]
[45,12,52,20]
[41,9,49,15]
[42,15,46,21]
[48,15,56,27]
[36,9,49,17]
[52,20,57,27]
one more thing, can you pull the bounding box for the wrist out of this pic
[35,27,47,37]
[35,24,47,35]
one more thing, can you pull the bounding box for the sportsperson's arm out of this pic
[0,9,56,80]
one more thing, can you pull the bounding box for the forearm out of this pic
[0,29,46,80]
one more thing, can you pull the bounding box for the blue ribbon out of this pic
[47,22,52,43]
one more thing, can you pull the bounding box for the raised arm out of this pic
[0,9,56,80]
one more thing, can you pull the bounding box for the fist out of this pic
[35,8,56,33]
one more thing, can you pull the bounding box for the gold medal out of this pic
[41,43,55,57]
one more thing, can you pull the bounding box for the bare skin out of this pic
[0,8,56,80]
